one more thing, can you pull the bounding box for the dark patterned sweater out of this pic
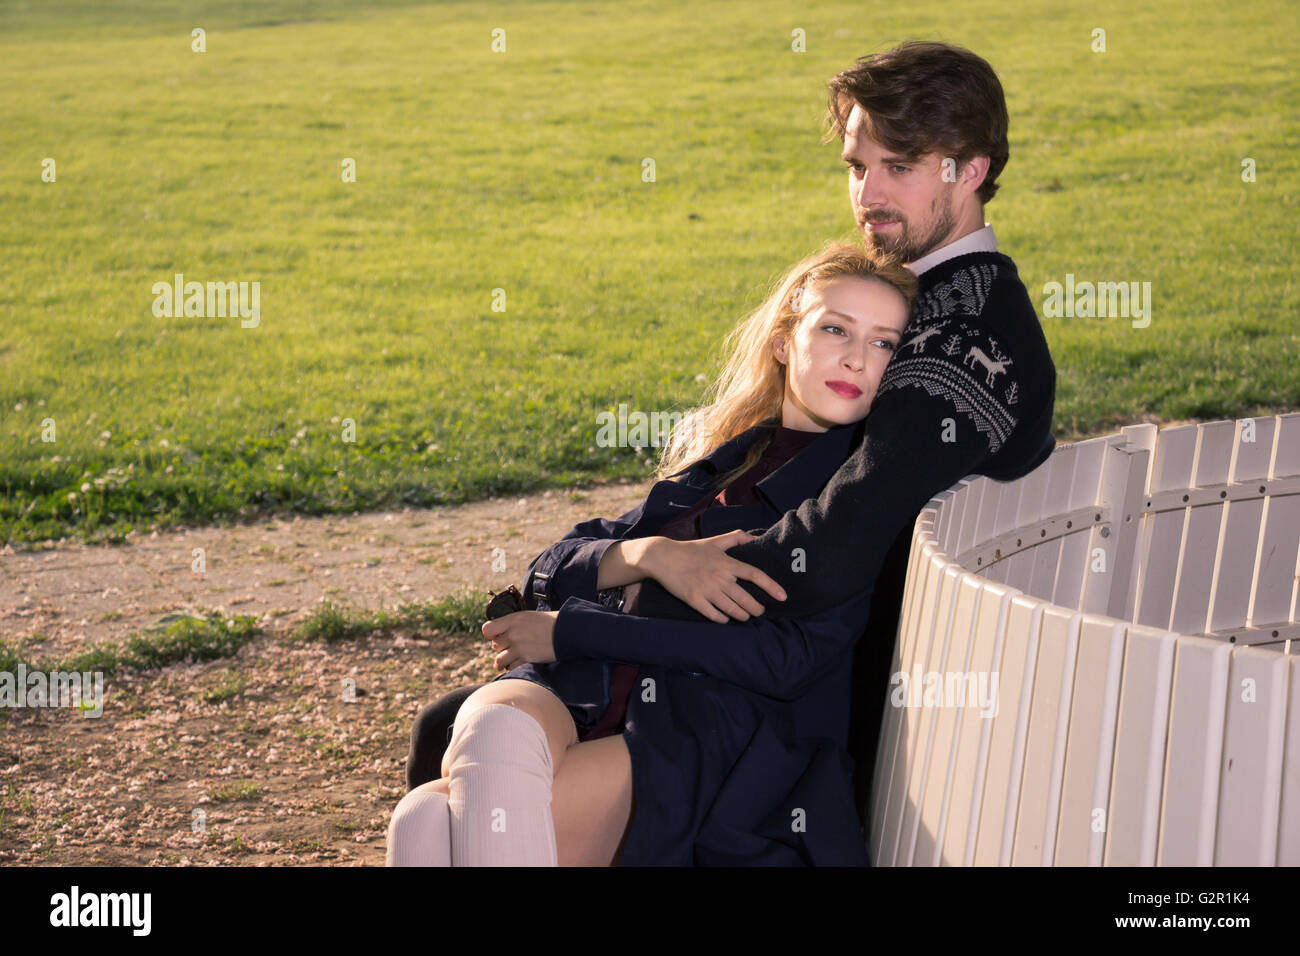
[633,249,1057,622]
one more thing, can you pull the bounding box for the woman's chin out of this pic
[815,408,868,428]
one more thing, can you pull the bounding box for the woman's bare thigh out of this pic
[552,734,633,867]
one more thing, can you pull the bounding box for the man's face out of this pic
[842,104,959,263]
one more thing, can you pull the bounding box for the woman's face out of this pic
[772,275,910,432]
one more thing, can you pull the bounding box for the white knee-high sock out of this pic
[445,702,558,866]
[386,789,451,867]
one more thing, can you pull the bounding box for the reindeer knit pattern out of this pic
[879,255,1027,458]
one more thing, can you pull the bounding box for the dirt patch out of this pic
[0,478,651,866]
[0,480,651,658]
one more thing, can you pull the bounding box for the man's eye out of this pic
[891,165,910,174]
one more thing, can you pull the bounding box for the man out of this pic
[407,41,1057,837]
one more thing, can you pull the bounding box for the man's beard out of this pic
[862,196,956,263]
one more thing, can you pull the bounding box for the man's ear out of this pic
[961,155,991,198]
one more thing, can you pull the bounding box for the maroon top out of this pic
[579,425,822,741]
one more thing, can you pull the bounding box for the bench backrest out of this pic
[869,413,1300,866]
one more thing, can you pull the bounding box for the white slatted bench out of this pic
[870,413,1300,866]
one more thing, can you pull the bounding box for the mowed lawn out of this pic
[0,0,1296,545]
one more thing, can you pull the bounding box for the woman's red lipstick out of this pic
[826,380,862,399]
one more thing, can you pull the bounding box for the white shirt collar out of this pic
[906,223,998,276]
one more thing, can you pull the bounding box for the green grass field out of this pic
[1,0,1296,545]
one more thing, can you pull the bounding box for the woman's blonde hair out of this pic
[653,241,917,488]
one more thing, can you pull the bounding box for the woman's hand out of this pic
[483,610,559,671]
[639,531,788,623]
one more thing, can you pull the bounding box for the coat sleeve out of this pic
[551,586,874,702]
[633,291,1052,623]
[521,503,645,611]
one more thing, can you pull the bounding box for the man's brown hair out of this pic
[824,40,1010,205]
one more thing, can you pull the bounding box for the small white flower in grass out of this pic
[100,430,111,440]
[695,373,707,383]
[160,439,169,448]
[80,482,91,493]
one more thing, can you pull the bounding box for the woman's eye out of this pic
[822,325,846,336]
[874,339,898,352]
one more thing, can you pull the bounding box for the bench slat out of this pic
[944,581,1018,865]
[1132,425,1199,629]
[973,595,1046,865]
[1103,624,1177,865]
[1055,615,1127,865]
[916,572,985,864]
[1157,635,1231,865]
[1011,605,1077,865]
[1214,646,1290,864]
[898,563,967,865]
[872,542,950,866]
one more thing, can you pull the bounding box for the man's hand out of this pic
[639,530,788,623]
[483,610,559,670]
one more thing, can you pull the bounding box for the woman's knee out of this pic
[441,680,577,779]
[407,684,481,791]
[412,778,450,796]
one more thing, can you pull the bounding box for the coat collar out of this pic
[663,419,778,485]
[667,415,862,509]
[752,417,861,513]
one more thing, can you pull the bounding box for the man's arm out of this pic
[634,293,1053,622]
[629,390,986,621]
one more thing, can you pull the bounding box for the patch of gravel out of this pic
[0,477,651,866]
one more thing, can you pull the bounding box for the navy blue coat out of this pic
[506,416,876,865]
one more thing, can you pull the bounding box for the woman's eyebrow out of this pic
[823,310,902,334]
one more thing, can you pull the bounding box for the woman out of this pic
[387,241,916,866]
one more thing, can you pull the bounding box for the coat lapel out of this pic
[624,419,778,539]
[676,418,863,537]
[752,419,862,513]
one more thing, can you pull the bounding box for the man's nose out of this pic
[853,168,886,210]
